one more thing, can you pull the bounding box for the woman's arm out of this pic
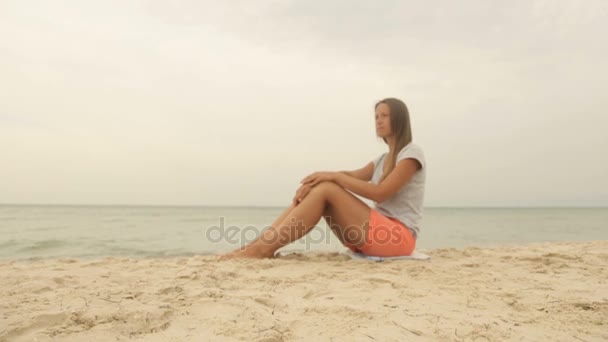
[338,162,375,182]
[334,158,421,202]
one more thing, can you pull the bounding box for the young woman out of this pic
[221,97,426,259]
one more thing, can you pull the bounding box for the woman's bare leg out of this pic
[270,203,297,229]
[222,203,296,257]
[221,191,325,259]
[323,206,347,245]
[221,182,370,259]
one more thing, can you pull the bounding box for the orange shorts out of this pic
[344,209,416,257]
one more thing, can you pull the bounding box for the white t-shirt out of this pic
[370,142,426,239]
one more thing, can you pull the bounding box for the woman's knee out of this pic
[310,182,341,197]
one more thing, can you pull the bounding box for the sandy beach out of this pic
[1,240,606,341]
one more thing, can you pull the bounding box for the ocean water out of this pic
[0,205,607,260]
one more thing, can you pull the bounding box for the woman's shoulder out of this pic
[398,142,424,155]
[397,142,426,168]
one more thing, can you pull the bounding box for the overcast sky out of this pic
[1,0,607,207]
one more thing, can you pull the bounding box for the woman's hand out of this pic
[293,183,313,206]
[300,171,338,187]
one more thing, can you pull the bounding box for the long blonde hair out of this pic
[376,98,413,183]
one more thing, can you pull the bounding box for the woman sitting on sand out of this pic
[222,97,426,259]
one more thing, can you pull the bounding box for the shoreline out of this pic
[1,240,607,341]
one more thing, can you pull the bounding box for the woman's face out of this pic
[375,103,392,137]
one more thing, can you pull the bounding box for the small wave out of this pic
[17,239,69,252]
[101,218,127,223]
[0,216,19,221]
[179,218,208,223]
[26,226,68,232]
[0,239,18,249]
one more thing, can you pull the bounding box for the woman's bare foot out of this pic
[219,245,275,260]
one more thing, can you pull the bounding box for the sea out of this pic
[1,205,607,260]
